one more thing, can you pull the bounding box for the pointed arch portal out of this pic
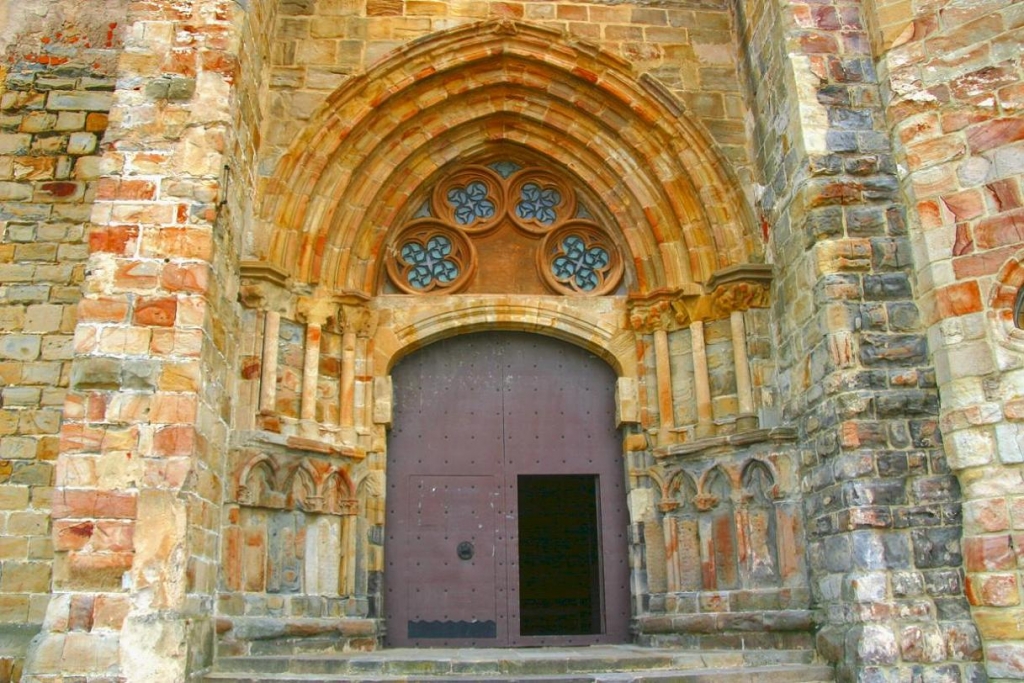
[233,18,781,653]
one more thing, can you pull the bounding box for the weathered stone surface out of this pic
[0,0,1016,680]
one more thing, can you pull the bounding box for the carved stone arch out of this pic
[697,465,734,510]
[322,468,357,516]
[379,301,637,380]
[658,467,703,594]
[741,459,780,503]
[989,250,1024,352]
[258,20,761,295]
[698,465,739,590]
[738,458,782,586]
[286,462,320,512]
[665,469,699,511]
[237,453,279,507]
[356,471,385,526]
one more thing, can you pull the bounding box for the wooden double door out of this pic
[384,332,630,647]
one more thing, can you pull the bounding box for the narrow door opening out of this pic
[517,475,601,636]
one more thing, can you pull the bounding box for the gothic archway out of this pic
[227,19,784,652]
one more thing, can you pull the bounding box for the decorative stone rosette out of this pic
[386,163,623,296]
[538,221,624,295]
[385,222,476,294]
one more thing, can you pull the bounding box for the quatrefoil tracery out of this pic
[386,223,475,294]
[388,164,622,296]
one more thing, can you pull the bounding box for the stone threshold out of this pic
[204,644,833,682]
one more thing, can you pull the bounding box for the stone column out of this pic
[730,311,757,431]
[339,303,377,444]
[690,320,714,439]
[339,328,356,436]
[260,310,281,413]
[653,328,676,441]
[300,321,322,434]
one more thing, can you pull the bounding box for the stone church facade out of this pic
[0,0,1022,680]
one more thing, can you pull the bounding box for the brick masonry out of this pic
[0,0,1018,682]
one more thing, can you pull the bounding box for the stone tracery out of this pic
[383,162,624,296]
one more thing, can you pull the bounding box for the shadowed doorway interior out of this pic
[518,474,601,636]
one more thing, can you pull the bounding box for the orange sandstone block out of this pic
[150,393,197,424]
[51,489,138,520]
[161,262,209,294]
[53,520,96,551]
[935,281,982,318]
[964,534,1017,572]
[89,225,139,255]
[158,362,201,392]
[134,297,178,327]
[967,118,1024,154]
[113,260,161,291]
[953,244,1020,280]
[77,297,129,324]
[152,424,196,457]
[974,209,1024,250]
[967,573,1020,607]
[941,189,985,221]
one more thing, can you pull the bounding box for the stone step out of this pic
[204,646,833,683]
[205,667,834,682]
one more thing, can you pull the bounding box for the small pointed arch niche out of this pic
[378,149,631,297]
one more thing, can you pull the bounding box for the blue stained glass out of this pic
[516,182,561,224]
[401,235,460,289]
[413,200,432,219]
[446,181,495,225]
[551,235,610,292]
[489,160,521,178]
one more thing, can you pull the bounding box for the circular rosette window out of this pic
[508,171,576,235]
[387,222,476,294]
[539,222,623,295]
[433,166,504,235]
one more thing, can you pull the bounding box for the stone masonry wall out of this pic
[865,0,1024,677]
[0,1,125,678]
[0,0,1013,679]
[738,0,982,678]
[16,0,243,677]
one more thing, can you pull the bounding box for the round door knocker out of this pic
[456,541,474,560]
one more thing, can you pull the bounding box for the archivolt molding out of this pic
[259,20,760,296]
[374,295,636,378]
[989,251,1024,354]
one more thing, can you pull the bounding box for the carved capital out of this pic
[297,297,338,326]
[340,303,379,337]
[238,261,291,312]
[693,493,719,512]
[627,290,694,333]
[707,281,771,317]
[658,500,680,513]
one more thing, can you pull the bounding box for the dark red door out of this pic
[385,333,629,647]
